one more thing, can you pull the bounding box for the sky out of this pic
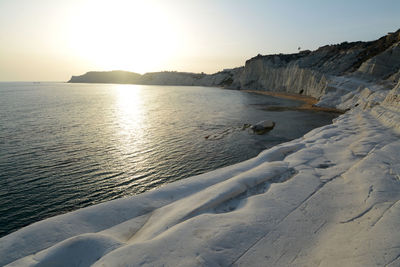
[0,0,399,81]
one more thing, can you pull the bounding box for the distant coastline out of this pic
[68,30,399,99]
[68,69,238,88]
[68,70,346,113]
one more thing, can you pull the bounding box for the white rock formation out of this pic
[356,42,400,81]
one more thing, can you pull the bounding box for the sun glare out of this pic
[114,84,145,139]
[68,0,180,73]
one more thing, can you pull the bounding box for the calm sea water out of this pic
[0,82,337,237]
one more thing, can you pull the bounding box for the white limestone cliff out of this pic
[356,42,400,81]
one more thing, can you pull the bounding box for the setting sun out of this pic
[67,0,181,73]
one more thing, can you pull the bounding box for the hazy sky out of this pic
[0,0,399,81]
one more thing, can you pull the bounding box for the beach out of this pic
[242,90,346,113]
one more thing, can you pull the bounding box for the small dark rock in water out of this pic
[242,123,252,130]
[250,120,276,135]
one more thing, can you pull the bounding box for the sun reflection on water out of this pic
[112,84,151,164]
[114,84,145,136]
[111,84,152,187]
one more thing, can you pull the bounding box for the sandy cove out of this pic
[242,89,346,113]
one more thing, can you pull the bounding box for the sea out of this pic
[0,82,338,237]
